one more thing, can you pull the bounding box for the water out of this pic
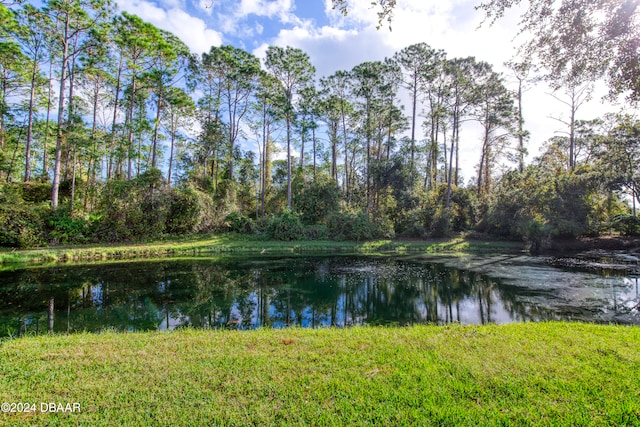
[0,254,638,337]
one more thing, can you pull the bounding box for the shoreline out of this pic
[0,234,525,266]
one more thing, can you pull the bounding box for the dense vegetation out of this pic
[1,1,639,252]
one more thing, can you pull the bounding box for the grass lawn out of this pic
[0,233,524,266]
[0,323,639,426]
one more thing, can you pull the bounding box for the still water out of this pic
[0,254,638,337]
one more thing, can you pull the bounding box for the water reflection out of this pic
[0,255,638,337]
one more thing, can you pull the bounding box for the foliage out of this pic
[609,214,640,236]
[264,210,304,241]
[293,177,341,224]
[223,211,255,234]
[0,0,638,248]
[477,0,640,101]
[480,165,616,250]
[11,181,52,203]
[424,185,476,237]
[166,186,202,234]
[95,169,170,242]
[0,202,46,248]
[302,223,329,240]
[326,211,393,241]
[46,208,90,244]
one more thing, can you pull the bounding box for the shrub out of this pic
[0,204,47,248]
[94,169,170,242]
[609,214,640,236]
[20,182,52,203]
[294,178,341,223]
[166,187,201,234]
[46,208,90,244]
[265,210,304,240]
[326,212,391,241]
[303,224,329,240]
[223,211,256,234]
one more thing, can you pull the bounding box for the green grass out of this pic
[0,233,524,266]
[0,323,638,426]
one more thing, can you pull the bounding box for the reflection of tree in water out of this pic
[268,260,342,327]
[1,256,639,336]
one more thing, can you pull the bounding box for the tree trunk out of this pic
[151,96,162,169]
[126,73,137,180]
[52,12,70,210]
[286,106,292,209]
[24,59,38,182]
[312,117,317,182]
[108,55,123,180]
[43,59,54,178]
[168,112,176,187]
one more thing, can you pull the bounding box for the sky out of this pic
[115,0,625,182]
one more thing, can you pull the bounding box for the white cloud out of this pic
[160,0,184,8]
[196,0,214,16]
[116,0,223,53]
[217,0,302,37]
[254,24,366,76]
[259,0,619,178]
[238,0,293,19]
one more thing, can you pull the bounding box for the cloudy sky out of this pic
[116,0,621,180]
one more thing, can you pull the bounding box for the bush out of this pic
[393,208,427,238]
[223,211,256,234]
[95,169,170,242]
[609,214,640,236]
[327,212,391,241]
[303,224,329,240]
[423,185,476,237]
[0,203,47,248]
[46,208,90,244]
[515,216,550,253]
[429,209,451,238]
[20,182,52,203]
[166,187,201,234]
[265,210,304,240]
[294,178,341,223]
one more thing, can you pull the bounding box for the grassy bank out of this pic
[0,234,524,265]
[1,323,639,426]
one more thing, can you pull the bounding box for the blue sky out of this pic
[115,0,617,179]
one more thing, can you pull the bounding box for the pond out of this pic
[0,253,638,337]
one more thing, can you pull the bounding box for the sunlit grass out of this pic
[0,323,638,426]
[0,234,524,266]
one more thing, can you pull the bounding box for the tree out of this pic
[206,45,260,184]
[442,57,480,210]
[145,30,191,171]
[547,83,591,170]
[594,114,640,215]
[48,0,114,209]
[264,46,315,209]
[253,71,284,217]
[471,64,514,197]
[393,43,439,174]
[478,0,640,102]
[163,86,194,187]
[113,11,162,181]
[331,0,396,29]
[420,48,447,190]
[296,85,321,180]
[505,60,532,173]
[13,4,50,182]
[351,61,383,217]
[320,70,353,192]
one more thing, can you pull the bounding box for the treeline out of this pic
[0,1,638,249]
